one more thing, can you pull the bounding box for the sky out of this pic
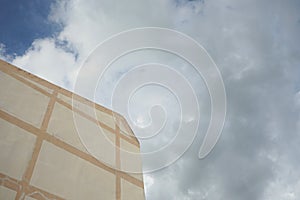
[1,0,300,199]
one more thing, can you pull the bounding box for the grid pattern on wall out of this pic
[0,60,145,200]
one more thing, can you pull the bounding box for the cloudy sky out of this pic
[1,0,300,199]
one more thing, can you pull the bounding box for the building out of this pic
[0,59,145,200]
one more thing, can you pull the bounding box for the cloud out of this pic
[49,0,176,58]
[4,0,300,199]
[12,37,77,89]
[0,43,12,61]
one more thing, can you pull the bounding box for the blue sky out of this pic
[1,0,300,200]
[0,0,59,55]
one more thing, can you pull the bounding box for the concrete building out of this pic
[0,59,145,200]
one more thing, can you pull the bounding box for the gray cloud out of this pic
[141,0,300,199]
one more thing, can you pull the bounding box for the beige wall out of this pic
[0,60,145,200]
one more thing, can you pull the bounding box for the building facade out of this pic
[0,60,145,200]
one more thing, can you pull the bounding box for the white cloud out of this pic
[0,43,12,61]
[12,38,77,89]
[49,0,176,59]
